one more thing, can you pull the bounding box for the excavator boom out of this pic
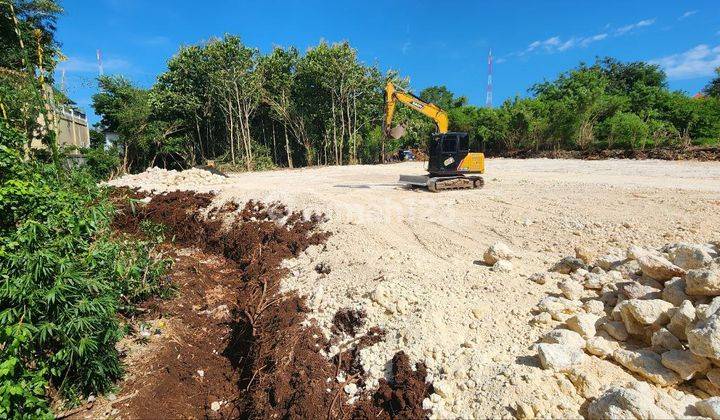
[384,81,449,135]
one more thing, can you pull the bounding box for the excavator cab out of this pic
[428,132,484,176]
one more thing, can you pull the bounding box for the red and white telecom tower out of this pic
[485,49,493,108]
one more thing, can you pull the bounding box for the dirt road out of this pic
[110,158,720,418]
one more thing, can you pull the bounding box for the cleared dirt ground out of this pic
[110,158,720,418]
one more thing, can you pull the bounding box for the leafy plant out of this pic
[0,123,172,414]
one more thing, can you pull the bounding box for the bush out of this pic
[601,112,649,149]
[81,146,121,181]
[0,123,171,414]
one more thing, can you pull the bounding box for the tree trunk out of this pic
[284,124,293,168]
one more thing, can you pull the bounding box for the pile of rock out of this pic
[483,242,515,272]
[532,242,720,418]
[107,167,232,192]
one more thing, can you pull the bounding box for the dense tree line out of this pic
[95,41,720,173]
[435,59,720,153]
[93,36,397,172]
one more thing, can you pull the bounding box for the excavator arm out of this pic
[384,81,449,136]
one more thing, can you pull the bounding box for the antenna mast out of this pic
[96,49,104,76]
[485,49,493,108]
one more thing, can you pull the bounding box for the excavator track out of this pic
[428,176,484,192]
[400,175,484,192]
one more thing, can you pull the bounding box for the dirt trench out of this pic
[93,189,431,419]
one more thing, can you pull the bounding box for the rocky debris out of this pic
[565,367,601,398]
[483,242,513,265]
[634,250,686,281]
[107,167,233,192]
[491,259,513,272]
[667,300,696,340]
[661,349,710,381]
[651,328,683,351]
[603,321,629,341]
[613,349,681,386]
[575,246,595,264]
[595,248,625,271]
[587,386,669,420]
[667,243,715,270]
[585,335,619,358]
[537,296,582,322]
[537,343,585,371]
[662,277,690,306]
[687,313,720,359]
[513,401,535,419]
[620,299,673,327]
[618,281,661,300]
[566,313,599,338]
[540,329,586,349]
[551,256,587,274]
[529,272,549,285]
[686,268,720,296]
[530,242,720,419]
[696,397,720,419]
[584,300,605,315]
[708,369,720,388]
[559,279,584,300]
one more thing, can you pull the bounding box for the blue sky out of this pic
[55,0,720,124]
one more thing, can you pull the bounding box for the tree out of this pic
[419,85,467,110]
[703,67,720,98]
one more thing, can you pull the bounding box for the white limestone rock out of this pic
[587,386,670,420]
[483,242,513,265]
[686,268,720,296]
[613,348,682,386]
[540,329,586,349]
[567,313,600,338]
[537,343,585,371]
[696,397,720,419]
[661,349,710,381]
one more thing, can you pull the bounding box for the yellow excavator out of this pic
[384,81,485,191]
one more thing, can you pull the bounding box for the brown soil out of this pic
[332,308,367,337]
[90,189,432,419]
[487,145,720,161]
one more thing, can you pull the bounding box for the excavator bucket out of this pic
[389,124,406,139]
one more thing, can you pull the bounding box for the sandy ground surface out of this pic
[110,158,720,418]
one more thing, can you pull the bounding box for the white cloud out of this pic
[651,44,720,79]
[502,17,653,61]
[401,41,411,55]
[59,55,131,74]
[616,18,655,35]
[495,57,507,64]
[679,10,698,20]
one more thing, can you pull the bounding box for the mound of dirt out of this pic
[103,189,432,418]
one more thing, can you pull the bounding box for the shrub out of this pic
[602,112,649,149]
[81,146,121,181]
[0,123,171,414]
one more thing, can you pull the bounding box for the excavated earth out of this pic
[98,158,720,418]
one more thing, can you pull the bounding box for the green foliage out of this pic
[601,112,649,149]
[80,146,121,181]
[442,57,719,152]
[0,122,171,415]
[419,85,467,110]
[703,68,720,98]
[0,327,52,419]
